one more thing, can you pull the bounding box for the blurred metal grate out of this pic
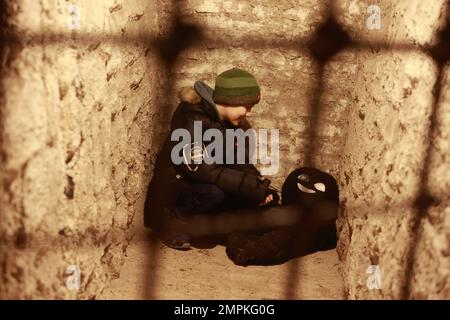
[0,0,449,300]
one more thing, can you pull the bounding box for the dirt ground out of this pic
[101,225,345,300]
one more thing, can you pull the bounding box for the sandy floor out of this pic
[101,225,345,300]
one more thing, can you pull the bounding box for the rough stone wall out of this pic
[0,0,163,299]
[335,0,450,299]
[413,64,450,299]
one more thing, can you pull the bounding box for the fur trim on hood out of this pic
[178,86,202,104]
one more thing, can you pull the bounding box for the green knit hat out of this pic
[213,68,261,106]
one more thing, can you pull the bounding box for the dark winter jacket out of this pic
[144,81,271,230]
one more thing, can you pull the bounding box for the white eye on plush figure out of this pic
[296,175,327,194]
[314,182,326,192]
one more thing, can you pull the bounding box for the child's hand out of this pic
[259,194,274,206]
[258,188,280,206]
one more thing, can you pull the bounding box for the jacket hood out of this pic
[178,81,221,123]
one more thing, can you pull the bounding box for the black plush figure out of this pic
[282,167,339,221]
[226,167,339,266]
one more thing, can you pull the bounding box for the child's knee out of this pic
[178,184,225,213]
[206,185,226,207]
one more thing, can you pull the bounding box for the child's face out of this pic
[221,105,253,126]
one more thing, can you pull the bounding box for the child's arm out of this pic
[234,117,262,177]
[174,114,271,204]
[179,149,270,204]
